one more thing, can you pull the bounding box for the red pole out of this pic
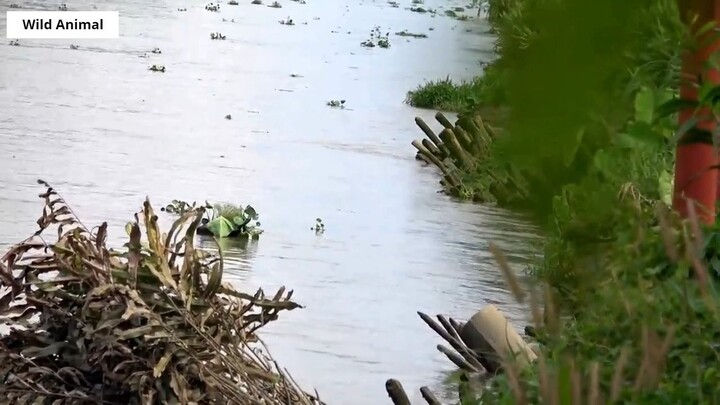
[673,0,720,223]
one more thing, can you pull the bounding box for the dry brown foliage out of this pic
[0,180,323,405]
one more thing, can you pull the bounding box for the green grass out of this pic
[405,76,485,112]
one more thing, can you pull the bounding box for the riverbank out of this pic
[404,0,720,402]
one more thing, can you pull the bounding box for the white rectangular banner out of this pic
[6,11,119,39]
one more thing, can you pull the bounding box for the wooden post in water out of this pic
[673,0,720,223]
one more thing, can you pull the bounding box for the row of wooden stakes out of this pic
[385,305,538,404]
[412,112,498,192]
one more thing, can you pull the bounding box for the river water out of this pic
[0,0,539,403]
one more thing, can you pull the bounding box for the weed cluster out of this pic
[407,0,720,402]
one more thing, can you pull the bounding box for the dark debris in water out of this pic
[326,99,346,108]
[395,30,428,38]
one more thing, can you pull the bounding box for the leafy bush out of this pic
[479,208,720,404]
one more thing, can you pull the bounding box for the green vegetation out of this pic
[361,27,391,49]
[408,0,720,403]
[406,75,491,112]
[476,209,720,404]
[163,200,263,239]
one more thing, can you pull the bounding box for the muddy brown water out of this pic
[0,0,540,403]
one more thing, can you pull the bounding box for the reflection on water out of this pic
[197,236,259,285]
[0,0,539,403]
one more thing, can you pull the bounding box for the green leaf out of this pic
[616,122,663,150]
[659,171,673,206]
[699,84,720,107]
[655,98,697,121]
[634,87,654,123]
[206,217,235,238]
[672,116,700,144]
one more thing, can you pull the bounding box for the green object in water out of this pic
[206,217,235,238]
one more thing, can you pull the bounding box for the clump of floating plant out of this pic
[279,17,295,25]
[251,0,262,5]
[9,39,20,46]
[228,0,239,4]
[161,199,198,214]
[361,26,390,48]
[326,99,346,108]
[164,200,263,239]
[411,6,436,13]
[205,2,220,11]
[199,203,263,239]
[149,64,166,72]
[268,1,282,8]
[210,32,226,40]
[151,47,161,54]
[311,218,325,234]
[388,1,399,7]
[9,3,20,8]
[395,29,428,38]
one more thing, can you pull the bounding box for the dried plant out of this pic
[0,180,322,405]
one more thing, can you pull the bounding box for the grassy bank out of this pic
[408,0,720,402]
[405,64,505,113]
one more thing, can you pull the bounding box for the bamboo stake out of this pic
[454,125,478,155]
[439,129,471,169]
[415,117,444,150]
[421,138,443,159]
[416,151,432,164]
[411,140,460,188]
[435,112,455,130]
[438,344,481,372]
[457,115,482,137]
[386,379,412,405]
[418,312,486,371]
[420,387,441,405]
[484,122,498,139]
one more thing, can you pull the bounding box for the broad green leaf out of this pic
[206,217,235,238]
[654,98,697,121]
[616,122,663,150]
[232,215,247,226]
